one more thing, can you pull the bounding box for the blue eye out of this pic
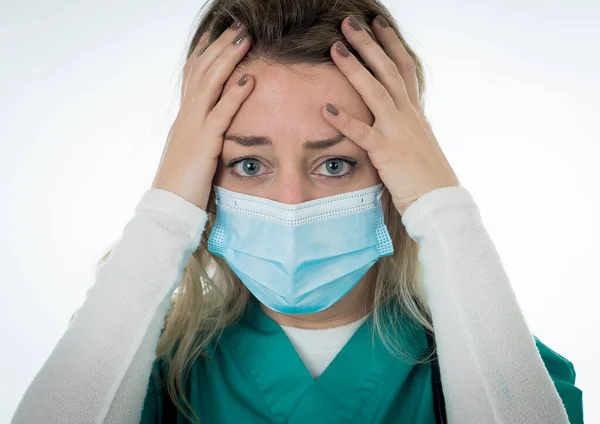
[317,158,356,177]
[226,157,268,180]
[237,159,261,176]
[325,159,344,175]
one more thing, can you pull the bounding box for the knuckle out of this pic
[209,106,223,123]
[384,60,401,78]
[354,120,371,140]
[195,75,209,92]
[362,37,375,49]
[207,107,224,129]
[347,60,363,75]
[401,59,416,72]
[203,71,224,93]
[373,83,388,101]
[224,44,243,62]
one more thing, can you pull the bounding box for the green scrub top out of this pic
[140,300,583,424]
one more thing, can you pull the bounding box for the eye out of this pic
[230,158,265,177]
[315,158,356,178]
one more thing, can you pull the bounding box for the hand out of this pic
[151,22,255,210]
[322,15,461,216]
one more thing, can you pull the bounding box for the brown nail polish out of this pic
[326,103,339,116]
[348,15,362,31]
[375,15,389,28]
[237,73,248,86]
[233,30,248,45]
[335,41,350,58]
[230,19,242,30]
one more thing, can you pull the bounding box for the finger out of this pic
[330,39,397,124]
[181,21,245,97]
[203,73,254,160]
[191,20,245,76]
[182,30,211,99]
[321,102,380,154]
[189,31,210,64]
[371,15,420,108]
[182,27,251,120]
[195,29,251,116]
[191,30,210,58]
[339,15,410,111]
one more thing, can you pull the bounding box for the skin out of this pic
[214,61,380,329]
[202,14,459,329]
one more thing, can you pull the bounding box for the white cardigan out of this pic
[10,186,571,424]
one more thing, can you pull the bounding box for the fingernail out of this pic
[335,41,350,57]
[233,30,248,45]
[375,15,389,28]
[237,73,248,86]
[326,103,339,116]
[348,15,362,31]
[230,19,242,30]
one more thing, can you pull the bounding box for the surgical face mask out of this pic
[207,184,394,314]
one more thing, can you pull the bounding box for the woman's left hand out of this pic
[322,14,461,216]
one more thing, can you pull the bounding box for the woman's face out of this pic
[215,60,381,203]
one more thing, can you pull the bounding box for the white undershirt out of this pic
[279,315,370,379]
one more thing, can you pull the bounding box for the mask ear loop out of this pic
[376,184,389,203]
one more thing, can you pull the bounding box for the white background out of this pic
[1,0,598,422]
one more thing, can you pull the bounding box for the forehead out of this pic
[223,60,374,144]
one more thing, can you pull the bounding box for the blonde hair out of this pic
[97,0,435,422]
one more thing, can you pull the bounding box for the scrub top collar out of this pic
[218,297,429,423]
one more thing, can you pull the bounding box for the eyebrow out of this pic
[224,132,347,150]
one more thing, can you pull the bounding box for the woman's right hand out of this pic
[151,21,254,210]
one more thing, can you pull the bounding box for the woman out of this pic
[10,0,583,423]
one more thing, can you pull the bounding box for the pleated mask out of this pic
[207,184,394,314]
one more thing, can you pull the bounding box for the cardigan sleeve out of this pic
[10,188,208,424]
[401,185,575,424]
